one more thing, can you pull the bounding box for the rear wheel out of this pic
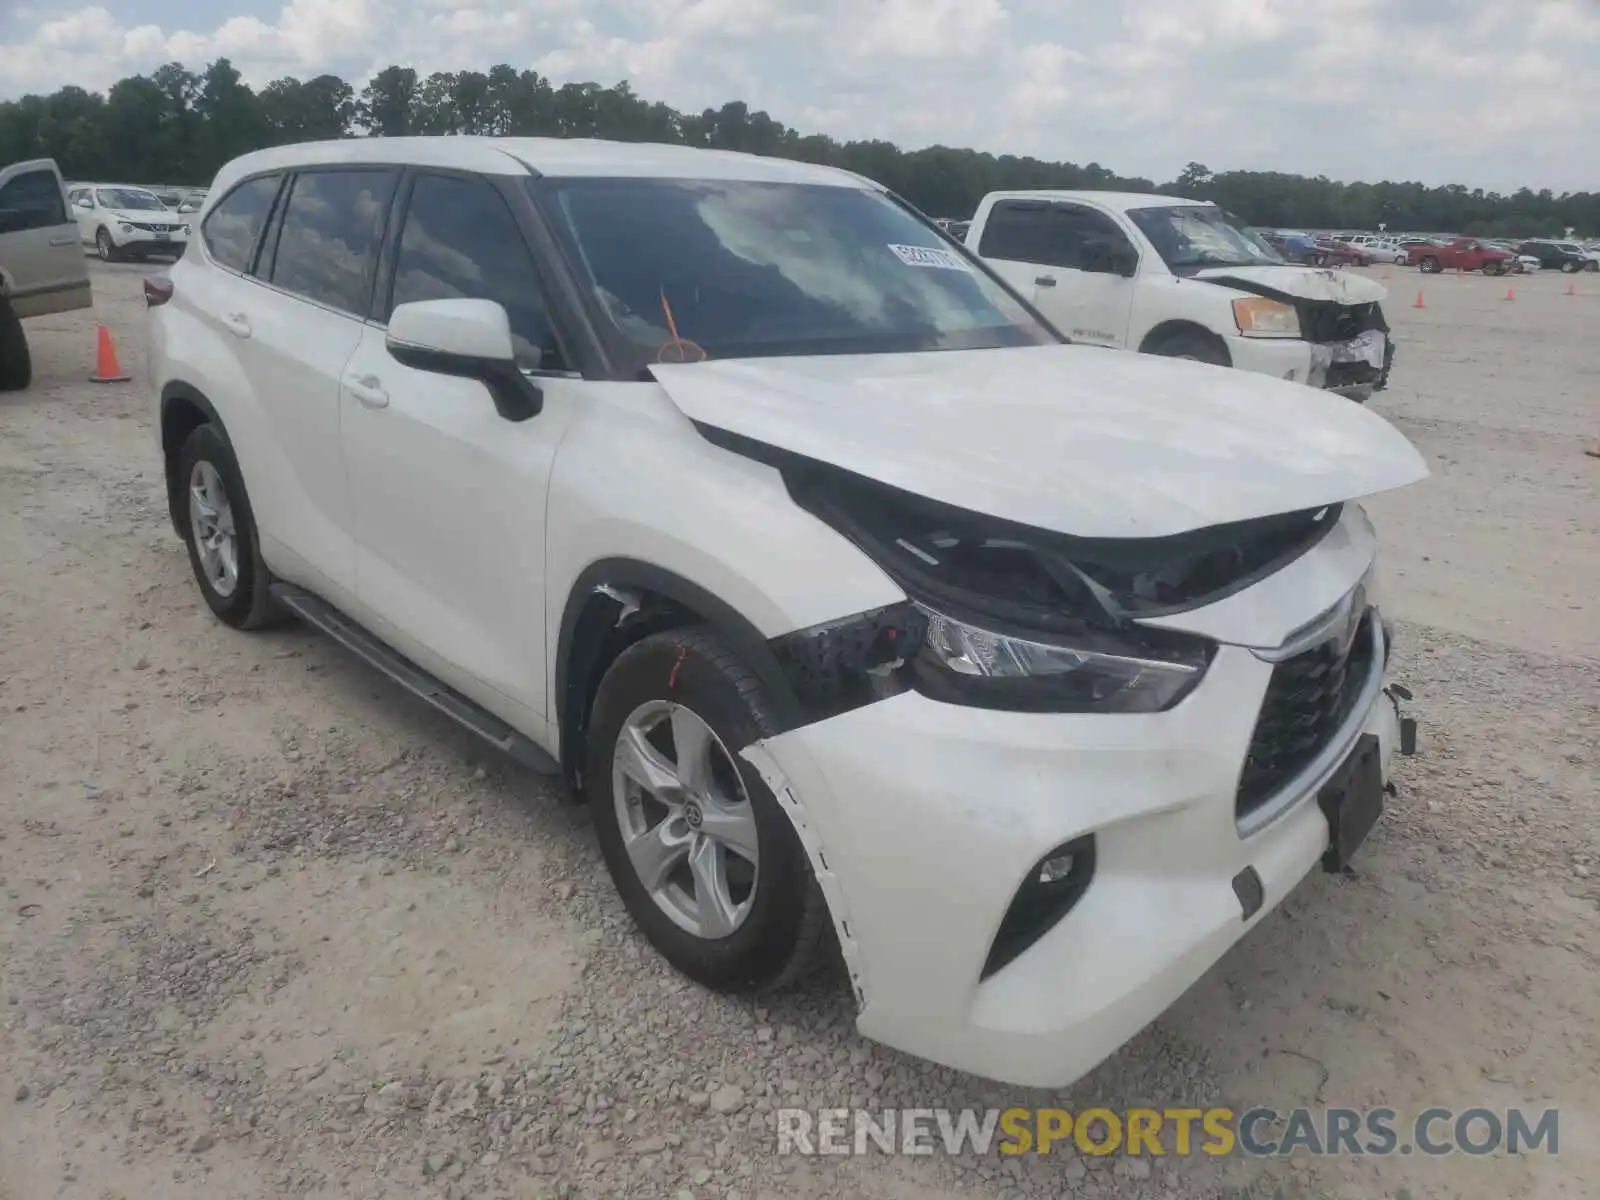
[1560,260,1579,274]
[1483,260,1504,277]
[177,424,284,630]
[0,294,30,392]
[585,628,830,994]
[1585,261,1598,273]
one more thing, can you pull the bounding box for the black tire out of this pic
[96,228,118,263]
[1560,260,1579,274]
[1418,255,1440,274]
[0,294,31,392]
[585,628,831,994]
[1144,328,1229,367]
[1584,261,1598,273]
[1484,261,1504,276]
[176,423,284,630]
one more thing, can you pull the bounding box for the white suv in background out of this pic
[146,137,1425,1088]
[69,183,190,260]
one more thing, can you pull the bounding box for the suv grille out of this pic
[1236,609,1378,820]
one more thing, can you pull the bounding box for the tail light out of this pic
[144,275,173,308]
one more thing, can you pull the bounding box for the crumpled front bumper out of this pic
[1309,328,1393,401]
[740,511,1416,1088]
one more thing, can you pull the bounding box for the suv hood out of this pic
[654,345,1427,539]
[1194,265,1387,304]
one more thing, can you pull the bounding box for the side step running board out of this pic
[269,583,559,776]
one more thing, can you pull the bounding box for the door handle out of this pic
[346,374,389,409]
[49,235,76,247]
[1035,276,1057,287]
[221,312,251,338]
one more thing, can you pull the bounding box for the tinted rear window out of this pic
[267,169,397,314]
[202,175,282,273]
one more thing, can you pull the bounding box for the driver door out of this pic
[340,170,582,721]
[1028,202,1139,348]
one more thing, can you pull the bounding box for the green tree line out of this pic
[2,57,1594,237]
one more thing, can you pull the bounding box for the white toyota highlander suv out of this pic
[146,137,1426,1088]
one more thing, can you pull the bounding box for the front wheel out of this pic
[1584,261,1598,273]
[1144,329,1230,367]
[1560,260,1579,274]
[585,629,830,994]
[1483,261,1505,277]
[1418,256,1440,274]
[95,228,118,262]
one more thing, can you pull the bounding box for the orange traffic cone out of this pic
[1503,287,1515,302]
[1565,279,1578,296]
[90,325,130,383]
[1413,290,1426,309]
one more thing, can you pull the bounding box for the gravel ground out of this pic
[1,261,1596,1200]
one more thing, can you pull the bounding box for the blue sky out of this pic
[3,0,1597,193]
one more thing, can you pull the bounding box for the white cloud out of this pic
[1,0,1596,192]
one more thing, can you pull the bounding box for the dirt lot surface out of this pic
[2,261,1596,1200]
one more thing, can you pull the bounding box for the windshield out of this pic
[1127,204,1284,274]
[531,178,1056,368]
[96,187,165,211]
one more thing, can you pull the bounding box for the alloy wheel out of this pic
[611,700,759,940]
[188,460,239,598]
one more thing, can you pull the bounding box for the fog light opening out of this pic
[980,834,1097,981]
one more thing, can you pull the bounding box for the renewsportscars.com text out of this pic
[775,1106,1560,1158]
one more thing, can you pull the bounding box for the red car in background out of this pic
[1406,237,1515,275]
[1309,237,1377,267]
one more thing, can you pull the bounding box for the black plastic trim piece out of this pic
[766,602,926,724]
[1231,866,1265,920]
[981,835,1096,980]
[385,338,543,421]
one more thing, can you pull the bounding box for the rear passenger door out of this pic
[201,167,397,606]
[0,160,91,318]
[339,170,584,721]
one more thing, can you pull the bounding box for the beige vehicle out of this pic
[0,158,94,390]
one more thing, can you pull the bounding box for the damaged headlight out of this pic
[1232,296,1301,339]
[912,603,1212,714]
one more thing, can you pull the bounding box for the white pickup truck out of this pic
[0,158,94,390]
[965,190,1394,401]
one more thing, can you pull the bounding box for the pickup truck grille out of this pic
[1236,609,1378,821]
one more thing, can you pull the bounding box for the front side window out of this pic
[389,173,564,371]
[534,178,1055,370]
[1126,204,1284,274]
[267,169,397,315]
[95,187,165,212]
[0,169,68,233]
[202,175,282,273]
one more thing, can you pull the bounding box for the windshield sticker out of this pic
[888,243,970,271]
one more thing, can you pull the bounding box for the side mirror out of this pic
[386,299,543,422]
[77,198,94,209]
